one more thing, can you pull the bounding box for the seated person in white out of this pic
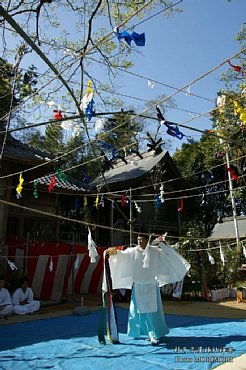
[12,277,40,315]
[0,276,13,318]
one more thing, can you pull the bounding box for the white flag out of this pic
[147,80,155,88]
[243,245,246,258]
[227,243,232,251]
[7,259,18,271]
[208,252,215,265]
[88,226,98,263]
[49,256,53,272]
[219,243,225,266]
[74,254,80,269]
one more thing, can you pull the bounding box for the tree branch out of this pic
[82,0,103,54]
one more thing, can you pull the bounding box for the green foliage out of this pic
[220,22,246,89]
[45,121,64,155]
[177,226,241,296]
[23,129,46,149]
[0,58,37,122]
[172,24,246,289]
[174,23,246,235]
[0,57,38,119]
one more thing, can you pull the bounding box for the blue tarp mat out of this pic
[0,307,246,370]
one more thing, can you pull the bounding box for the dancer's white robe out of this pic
[12,287,40,315]
[0,288,13,317]
[103,242,190,313]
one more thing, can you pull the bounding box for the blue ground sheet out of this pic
[0,307,246,370]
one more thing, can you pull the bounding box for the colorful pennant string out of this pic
[227,60,242,73]
[7,259,18,270]
[55,168,68,182]
[49,257,53,272]
[147,80,155,88]
[166,125,185,140]
[48,175,56,192]
[82,166,90,183]
[121,192,129,207]
[74,254,80,269]
[33,180,38,199]
[85,80,93,94]
[155,195,161,210]
[100,195,105,207]
[219,242,225,266]
[225,165,240,182]
[208,252,215,265]
[216,94,226,112]
[47,100,56,108]
[233,101,246,125]
[85,99,96,120]
[186,85,191,96]
[114,27,145,46]
[94,118,105,132]
[134,201,141,213]
[155,106,185,140]
[80,80,96,120]
[16,173,24,199]
[160,183,165,203]
[53,110,63,119]
[243,245,246,258]
[95,194,100,209]
[87,226,98,263]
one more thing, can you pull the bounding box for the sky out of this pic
[112,0,246,153]
[2,0,246,155]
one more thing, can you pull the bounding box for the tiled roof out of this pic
[0,133,53,162]
[90,150,168,189]
[34,173,87,192]
[208,216,246,241]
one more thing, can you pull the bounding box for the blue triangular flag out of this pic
[131,32,145,46]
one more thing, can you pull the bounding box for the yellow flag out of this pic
[16,173,24,197]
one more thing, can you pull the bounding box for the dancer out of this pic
[104,233,190,345]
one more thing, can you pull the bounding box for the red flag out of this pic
[49,175,56,192]
[121,192,128,207]
[53,110,63,119]
[225,165,240,182]
[227,60,242,73]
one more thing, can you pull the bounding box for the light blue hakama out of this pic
[127,283,169,340]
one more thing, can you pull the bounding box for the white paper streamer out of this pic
[219,242,225,266]
[7,259,18,270]
[243,245,246,258]
[49,256,53,272]
[147,80,155,88]
[208,252,215,265]
[88,227,98,263]
[74,254,80,269]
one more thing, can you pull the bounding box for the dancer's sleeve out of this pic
[156,242,190,287]
[102,248,134,292]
